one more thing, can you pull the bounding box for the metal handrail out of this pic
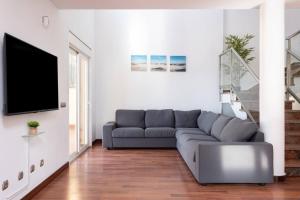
[287,87,300,104]
[286,30,300,102]
[287,49,300,61]
[220,48,259,82]
[286,30,300,40]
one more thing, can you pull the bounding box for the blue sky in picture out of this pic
[170,56,186,65]
[151,55,167,64]
[131,55,147,64]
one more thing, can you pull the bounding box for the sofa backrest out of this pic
[116,110,145,128]
[249,131,265,142]
[174,110,201,128]
[145,109,174,128]
[218,117,258,142]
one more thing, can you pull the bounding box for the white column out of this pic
[260,0,285,176]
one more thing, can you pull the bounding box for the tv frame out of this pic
[3,33,59,116]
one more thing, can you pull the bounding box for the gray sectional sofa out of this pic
[103,109,273,184]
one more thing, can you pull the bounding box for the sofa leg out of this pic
[258,183,266,186]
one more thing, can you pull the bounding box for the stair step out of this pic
[286,100,294,110]
[286,130,300,136]
[286,167,300,176]
[286,144,300,150]
[285,149,300,160]
[286,160,300,167]
[286,136,300,144]
[286,120,300,131]
[285,110,300,120]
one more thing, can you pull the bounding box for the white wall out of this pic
[286,9,300,37]
[94,10,223,139]
[224,9,260,75]
[0,1,95,199]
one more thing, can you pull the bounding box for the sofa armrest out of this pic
[196,142,273,184]
[103,121,117,149]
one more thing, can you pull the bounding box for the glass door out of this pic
[79,54,88,151]
[69,48,89,161]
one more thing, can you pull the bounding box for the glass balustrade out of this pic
[220,48,259,123]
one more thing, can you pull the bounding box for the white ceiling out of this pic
[51,0,264,9]
[51,0,300,9]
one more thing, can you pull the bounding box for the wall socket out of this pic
[30,165,35,173]
[18,171,24,181]
[2,180,9,191]
[40,159,44,167]
[60,102,67,108]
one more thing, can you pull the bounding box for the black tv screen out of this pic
[3,33,59,115]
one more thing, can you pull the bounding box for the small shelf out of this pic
[22,132,45,138]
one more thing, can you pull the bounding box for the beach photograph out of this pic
[150,55,167,72]
[170,56,186,72]
[131,55,147,71]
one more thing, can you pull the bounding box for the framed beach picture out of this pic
[170,56,186,72]
[150,55,167,72]
[131,55,147,71]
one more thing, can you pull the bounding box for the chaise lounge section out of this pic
[103,109,273,184]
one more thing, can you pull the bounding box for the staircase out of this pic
[285,31,300,176]
[285,100,300,176]
[220,31,300,176]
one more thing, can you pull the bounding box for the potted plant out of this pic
[224,34,255,64]
[27,121,40,135]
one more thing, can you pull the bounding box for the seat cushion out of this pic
[174,110,201,128]
[145,109,174,128]
[219,118,258,142]
[177,133,218,143]
[197,111,219,134]
[116,110,145,128]
[211,115,232,140]
[145,127,176,138]
[112,127,145,138]
[175,128,204,136]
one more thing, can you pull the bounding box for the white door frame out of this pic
[68,33,93,162]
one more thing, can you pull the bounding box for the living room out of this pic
[1,0,300,199]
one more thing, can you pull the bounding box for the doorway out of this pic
[69,47,89,161]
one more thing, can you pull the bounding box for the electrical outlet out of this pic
[30,165,35,173]
[40,159,44,167]
[18,171,24,181]
[60,102,67,108]
[2,180,9,191]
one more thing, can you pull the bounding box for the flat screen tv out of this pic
[3,33,59,115]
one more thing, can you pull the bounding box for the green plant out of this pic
[225,34,255,64]
[27,121,40,128]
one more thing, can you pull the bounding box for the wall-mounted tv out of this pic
[3,33,59,115]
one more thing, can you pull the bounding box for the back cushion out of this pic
[219,118,258,142]
[174,110,201,128]
[145,109,174,128]
[211,115,232,140]
[197,111,219,134]
[116,110,145,128]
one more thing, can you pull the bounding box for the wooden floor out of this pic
[32,143,300,200]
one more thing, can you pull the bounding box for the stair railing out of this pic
[286,31,300,104]
[219,47,259,123]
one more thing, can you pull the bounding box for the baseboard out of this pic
[92,139,102,145]
[274,176,286,182]
[21,162,69,200]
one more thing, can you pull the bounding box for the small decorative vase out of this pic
[29,127,38,135]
